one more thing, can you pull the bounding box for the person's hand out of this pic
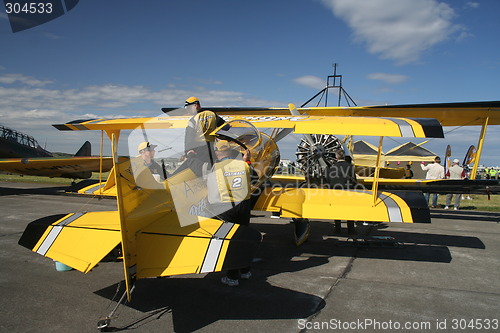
[242,149,251,162]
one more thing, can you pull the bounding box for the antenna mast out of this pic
[301,63,357,107]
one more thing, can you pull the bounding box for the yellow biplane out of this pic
[18,104,450,328]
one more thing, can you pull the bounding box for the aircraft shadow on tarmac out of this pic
[92,218,486,332]
[287,220,486,263]
[94,223,331,332]
[0,185,68,196]
[431,210,500,223]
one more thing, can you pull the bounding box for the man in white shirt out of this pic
[445,158,466,210]
[421,156,445,208]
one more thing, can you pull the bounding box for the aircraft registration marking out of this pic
[222,115,317,123]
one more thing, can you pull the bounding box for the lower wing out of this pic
[0,157,115,179]
[254,187,430,223]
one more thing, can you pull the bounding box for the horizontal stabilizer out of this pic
[254,187,430,223]
[70,166,117,197]
[18,211,121,273]
[135,214,262,278]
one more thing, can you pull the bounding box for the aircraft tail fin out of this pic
[111,134,174,301]
[72,166,117,196]
[75,141,91,156]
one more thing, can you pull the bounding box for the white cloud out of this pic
[367,72,408,84]
[466,2,480,8]
[320,0,462,64]
[293,75,325,90]
[0,73,53,86]
[0,72,284,153]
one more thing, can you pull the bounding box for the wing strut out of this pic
[98,130,104,195]
[372,136,384,206]
[110,132,135,302]
[471,116,489,180]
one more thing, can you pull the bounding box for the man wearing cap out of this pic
[176,97,226,177]
[421,156,445,208]
[134,141,166,183]
[445,158,466,210]
[207,140,255,287]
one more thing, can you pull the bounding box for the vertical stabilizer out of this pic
[111,133,173,301]
[74,141,91,156]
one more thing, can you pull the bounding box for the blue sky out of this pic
[1,0,499,166]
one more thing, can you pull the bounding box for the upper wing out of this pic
[0,157,115,179]
[53,115,443,138]
[208,101,500,127]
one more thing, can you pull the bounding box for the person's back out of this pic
[327,160,356,189]
[207,157,251,206]
[448,164,464,179]
[327,150,357,235]
[176,97,225,177]
[421,158,444,180]
[207,141,252,224]
[184,110,224,154]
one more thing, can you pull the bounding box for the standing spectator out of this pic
[445,158,466,210]
[421,156,445,208]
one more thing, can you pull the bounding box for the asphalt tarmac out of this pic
[1,181,499,332]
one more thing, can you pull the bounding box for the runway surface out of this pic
[1,181,499,332]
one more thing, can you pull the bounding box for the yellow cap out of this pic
[185,96,200,106]
[215,140,232,151]
[138,141,157,152]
